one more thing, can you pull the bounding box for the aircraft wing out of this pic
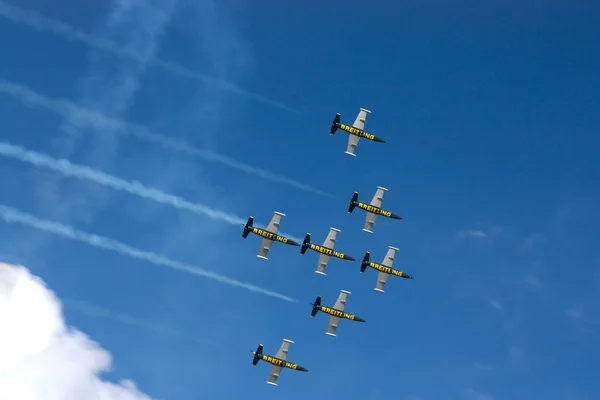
[363,212,377,233]
[375,271,390,292]
[326,315,342,336]
[333,289,351,312]
[345,108,370,156]
[382,246,398,267]
[369,186,387,208]
[315,228,339,274]
[267,365,283,386]
[275,338,293,360]
[316,253,331,275]
[258,237,274,259]
[266,211,285,234]
[323,227,339,249]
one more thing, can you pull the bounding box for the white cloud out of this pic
[0,261,155,400]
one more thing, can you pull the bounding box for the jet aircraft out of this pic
[361,246,413,292]
[251,339,308,386]
[330,108,386,156]
[348,186,402,233]
[310,290,365,337]
[242,211,299,260]
[300,227,355,275]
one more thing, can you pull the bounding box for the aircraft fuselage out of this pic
[250,227,299,246]
[259,354,308,371]
[316,305,366,322]
[365,261,413,279]
[353,202,402,219]
[336,123,385,143]
[306,243,355,261]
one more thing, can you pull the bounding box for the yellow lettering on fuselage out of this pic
[339,124,376,140]
[320,306,355,320]
[308,244,344,258]
[252,227,288,243]
[261,355,297,369]
[357,202,392,217]
[368,262,407,277]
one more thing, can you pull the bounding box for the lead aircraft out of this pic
[242,211,299,260]
[252,339,308,386]
[360,246,413,292]
[348,186,402,233]
[330,108,386,156]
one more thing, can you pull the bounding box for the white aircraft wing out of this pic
[370,186,387,208]
[266,211,285,234]
[257,237,274,260]
[326,290,351,337]
[345,108,371,157]
[374,271,390,292]
[315,228,340,275]
[266,339,293,386]
[363,212,377,234]
[374,247,398,292]
[333,289,350,311]
[267,365,283,386]
[323,227,339,249]
[257,212,285,260]
[275,338,293,360]
[316,253,330,275]
[382,246,398,267]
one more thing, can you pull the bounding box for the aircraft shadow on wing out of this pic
[360,246,413,293]
[252,339,308,386]
[330,108,386,157]
[310,290,365,337]
[300,227,355,275]
[242,211,299,260]
[348,186,402,233]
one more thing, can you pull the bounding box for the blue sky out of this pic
[0,0,599,399]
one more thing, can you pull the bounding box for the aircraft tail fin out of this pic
[348,192,359,213]
[360,252,370,273]
[252,344,263,365]
[242,216,254,238]
[311,296,321,317]
[300,233,311,255]
[330,113,341,135]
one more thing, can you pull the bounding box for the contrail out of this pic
[0,141,301,242]
[0,1,300,114]
[63,298,217,345]
[0,204,298,303]
[0,79,332,198]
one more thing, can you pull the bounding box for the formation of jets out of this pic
[243,108,413,386]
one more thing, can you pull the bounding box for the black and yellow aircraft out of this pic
[330,108,385,156]
[361,246,413,292]
[242,211,299,260]
[300,227,355,275]
[310,290,365,337]
[252,339,308,386]
[348,186,402,233]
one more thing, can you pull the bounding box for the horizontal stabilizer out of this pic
[267,382,278,386]
[362,229,374,234]
[257,255,268,260]
[274,211,286,216]
[360,108,372,114]
[374,288,384,293]
[325,332,337,337]
[389,246,399,251]
[376,186,389,191]
[344,151,357,157]
[315,270,326,276]
[330,227,341,232]
[283,339,294,344]
[340,290,352,295]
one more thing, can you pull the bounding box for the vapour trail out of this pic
[0,79,331,198]
[0,204,297,303]
[63,298,217,345]
[0,1,300,114]
[0,141,301,243]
